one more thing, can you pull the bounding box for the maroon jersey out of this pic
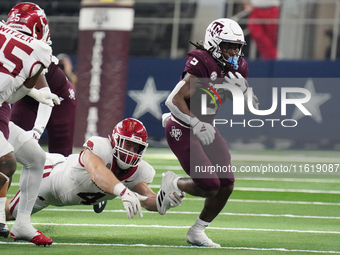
[11,62,77,156]
[182,49,248,123]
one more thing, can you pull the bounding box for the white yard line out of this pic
[4,222,340,234]
[41,208,340,219]
[0,241,339,253]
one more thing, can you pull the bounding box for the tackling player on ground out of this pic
[5,118,184,220]
[157,18,259,247]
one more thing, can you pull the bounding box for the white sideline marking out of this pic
[5,222,340,234]
[0,241,339,253]
[42,208,340,220]
[227,198,340,206]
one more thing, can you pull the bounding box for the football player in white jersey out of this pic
[5,118,184,221]
[0,2,60,246]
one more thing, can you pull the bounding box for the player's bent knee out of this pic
[220,185,234,198]
[15,139,46,169]
[195,178,221,197]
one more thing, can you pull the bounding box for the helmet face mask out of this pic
[110,118,148,170]
[6,2,51,45]
[204,18,246,69]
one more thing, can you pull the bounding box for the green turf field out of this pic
[1,148,339,254]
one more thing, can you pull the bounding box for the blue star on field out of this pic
[288,79,331,123]
[128,76,170,120]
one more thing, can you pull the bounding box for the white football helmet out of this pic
[204,18,246,69]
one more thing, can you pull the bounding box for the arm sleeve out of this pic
[33,87,53,133]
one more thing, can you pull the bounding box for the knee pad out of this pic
[14,139,46,170]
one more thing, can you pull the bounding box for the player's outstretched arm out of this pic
[82,149,147,219]
[132,182,157,211]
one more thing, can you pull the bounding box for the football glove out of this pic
[114,183,148,219]
[27,127,43,141]
[190,117,216,145]
[224,71,248,94]
[28,88,61,106]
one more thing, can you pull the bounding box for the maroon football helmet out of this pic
[110,118,148,169]
[6,2,51,45]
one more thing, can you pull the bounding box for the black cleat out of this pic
[93,201,107,213]
[0,223,9,238]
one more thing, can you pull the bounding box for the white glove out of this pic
[113,183,148,219]
[161,112,171,127]
[190,117,216,145]
[28,88,61,106]
[27,127,43,141]
[224,71,248,93]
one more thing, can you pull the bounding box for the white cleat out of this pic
[156,171,184,215]
[186,226,221,248]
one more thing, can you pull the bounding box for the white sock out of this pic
[192,217,210,232]
[14,139,45,213]
[0,197,6,223]
[12,210,36,238]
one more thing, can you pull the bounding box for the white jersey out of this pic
[10,136,155,216]
[0,23,52,105]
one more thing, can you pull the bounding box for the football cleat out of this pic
[10,230,53,246]
[93,201,107,213]
[156,171,184,215]
[186,226,221,248]
[0,223,9,238]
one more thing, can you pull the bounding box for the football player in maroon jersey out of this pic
[157,18,259,247]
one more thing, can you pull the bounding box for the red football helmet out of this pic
[6,2,51,45]
[110,118,148,170]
